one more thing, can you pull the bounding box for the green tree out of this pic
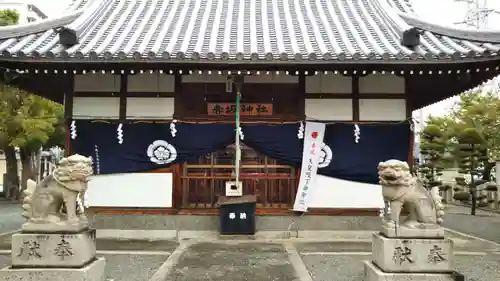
[450,91,500,181]
[452,128,489,215]
[0,9,18,26]
[419,89,500,213]
[418,124,447,190]
[0,9,65,200]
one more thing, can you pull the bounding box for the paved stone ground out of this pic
[443,205,500,244]
[1,201,500,281]
[0,200,22,235]
[0,235,500,280]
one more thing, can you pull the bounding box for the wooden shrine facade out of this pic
[49,64,497,213]
[2,0,500,214]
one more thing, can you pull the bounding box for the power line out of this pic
[453,0,500,28]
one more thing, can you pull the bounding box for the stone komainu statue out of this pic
[21,154,94,232]
[378,159,444,229]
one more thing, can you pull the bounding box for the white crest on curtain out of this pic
[354,124,361,143]
[297,122,304,139]
[117,123,124,144]
[94,144,100,174]
[170,119,177,137]
[237,126,244,140]
[70,120,77,139]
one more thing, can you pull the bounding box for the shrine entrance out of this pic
[179,143,298,209]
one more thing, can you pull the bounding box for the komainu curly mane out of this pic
[378,159,444,227]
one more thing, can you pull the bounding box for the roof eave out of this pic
[399,12,500,44]
[0,56,499,66]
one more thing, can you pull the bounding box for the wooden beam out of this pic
[73,92,175,98]
[305,93,405,99]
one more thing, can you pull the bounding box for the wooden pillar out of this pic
[298,73,306,119]
[63,73,74,156]
[351,75,360,121]
[173,73,182,118]
[119,73,127,121]
[173,73,183,210]
[404,74,415,169]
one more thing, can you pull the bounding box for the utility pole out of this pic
[453,0,500,29]
[454,0,500,94]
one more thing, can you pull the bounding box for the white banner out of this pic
[293,122,326,212]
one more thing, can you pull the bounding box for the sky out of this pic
[18,0,500,119]
[411,0,500,120]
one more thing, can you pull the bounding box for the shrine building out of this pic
[1,0,500,235]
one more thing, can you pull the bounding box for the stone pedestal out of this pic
[381,224,445,239]
[364,261,465,281]
[365,232,464,281]
[0,257,106,281]
[11,228,96,268]
[0,228,106,281]
[372,232,453,273]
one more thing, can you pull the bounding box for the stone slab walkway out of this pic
[166,242,298,281]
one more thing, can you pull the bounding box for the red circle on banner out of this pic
[311,132,318,139]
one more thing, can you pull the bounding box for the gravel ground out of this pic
[301,254,500,281]
[0,253,168,281]
[167,242,298,281]
[100,254,169,281]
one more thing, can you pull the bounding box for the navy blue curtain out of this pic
[69,120,115,174]
[70,121,234,174]
[318,123,411,184]
[70,121,410,182]
[241,124,303,167]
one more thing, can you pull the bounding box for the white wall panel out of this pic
[305,99,352,121]
[244,73,298,83]
[126,97,175,119]
[308,175,383,208]
[73,97,119,119]
[359,99,406,121]
[127,73,175,92]
[86,173,173,208]
[181,73,227,83]
[74,74,120,92]
[305,74,351,94]
[359,74,404,94]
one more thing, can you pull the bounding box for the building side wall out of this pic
[72,72,406,121]
[73,72,406,212]
[305,73,406,121]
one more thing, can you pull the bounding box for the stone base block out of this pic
[11,229,96,268]
[22,220,90,233]
[381,225,445,238]
[364,261,464,281]
[372,232,453,273]
[0,256,106,281]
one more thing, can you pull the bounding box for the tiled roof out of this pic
[0,0,499,63]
